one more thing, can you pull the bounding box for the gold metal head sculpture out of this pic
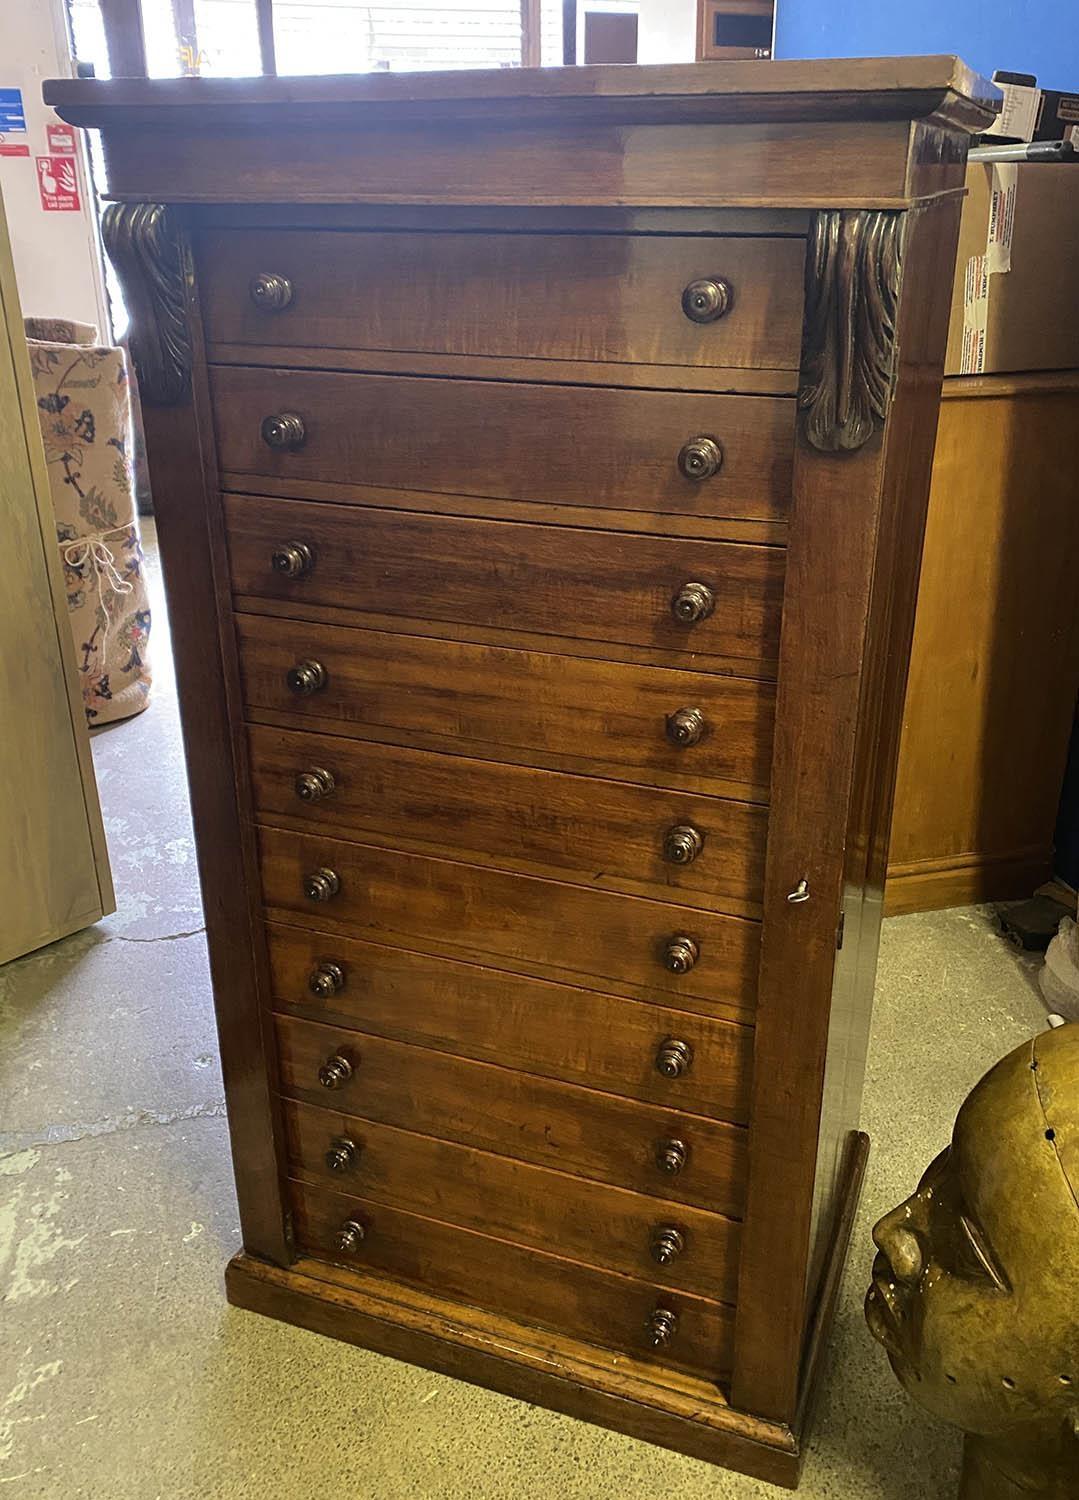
[866,1023,1079,1499]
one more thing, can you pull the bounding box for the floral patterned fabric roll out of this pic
[26,326,152,724]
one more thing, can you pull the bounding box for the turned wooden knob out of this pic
[677,435,723,481]
[655,1138,688,1175]
[325,1136,358,1173]
[318,1052,353,1089]
[650,1225,687,1265]
[294,766,335,802]
[681,277,732,324]
[655,1038,693,1079]
[671,581,715,624]
[336,1217,366,1253]
[303,867,340,902]
[286,659,327,697]
[261,411,306,450]
[249,272,293,311]
[647,1306,679,1348]
[663,935,699,974]
[270,541,313,578]
[665,707,705,748]
[663,825,704,865]
[308,961,344,999]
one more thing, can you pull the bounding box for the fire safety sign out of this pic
[36,155,81,211]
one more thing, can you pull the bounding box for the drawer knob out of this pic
[286,659,327,696]
[261,411,306,450]
[663,825,704,866]
[249,272,293,311]
[665,706,705,748]
[336,1217,367,1253]
[304,867,340,903]
[677,436,723,482]
[270,541,313,579]
[656,1138,688,1175]
[663,935,699,974]
[308,960,345,999]
[295,766,336,803]
[647,1306,679,1348]
[681,277,732,324]
[650,1225,687,1265]
[671,581,715,625]
[318,1052,353,1089]
[655,1038,693,1078]
[325,1136,359,1173]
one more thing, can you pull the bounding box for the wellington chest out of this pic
[47,57,997,1486]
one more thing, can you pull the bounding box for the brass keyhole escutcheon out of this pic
[294,766,336,803]
[681,277,732,324]
[308,960,345,999]
[270,541,313,579]
[655,1038,693,1079]
[663,825,705,866]
[249,272,293,311]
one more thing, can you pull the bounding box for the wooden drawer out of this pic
[199,227,805,373]
[259,828,760,1019]
[224,495,785,669]
[290,1180,735,1379]
[266,923,754,1122]
[236,613,776,801]
[276,1016,747,1214]
[210,367,794,524]
[281,1097,740,1301]
[249,726,767,916]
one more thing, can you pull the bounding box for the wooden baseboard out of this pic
[224,1133,869,1488]
[883,850,1052,915]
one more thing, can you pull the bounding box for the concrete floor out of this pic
[0,521,1050,1499]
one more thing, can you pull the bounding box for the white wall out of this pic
[0,0,107,329]
[637,0,696,63]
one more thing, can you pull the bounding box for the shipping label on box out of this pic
[961,254,990,375]
[986,163,1017,274]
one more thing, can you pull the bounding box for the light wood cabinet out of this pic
[0,191,113,963]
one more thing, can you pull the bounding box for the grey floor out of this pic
[0,521,1050,1498]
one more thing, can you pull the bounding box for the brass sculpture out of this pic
[866,1023,1079,1498]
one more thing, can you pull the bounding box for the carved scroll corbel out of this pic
[101,202,191,406]
[798,210,904,453]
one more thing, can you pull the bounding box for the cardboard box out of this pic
[945,162,1079,376]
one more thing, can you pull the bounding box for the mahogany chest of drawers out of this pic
[48,57,996,1486]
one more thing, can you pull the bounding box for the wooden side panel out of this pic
[886,377,1079,913]
[731,199,961,1422]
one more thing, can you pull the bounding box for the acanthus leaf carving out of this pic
[798,209,904,454]
[101,202,191,407]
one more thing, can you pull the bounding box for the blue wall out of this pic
[774,0,1079,93]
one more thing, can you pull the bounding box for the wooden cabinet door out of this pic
[0,196,113,961]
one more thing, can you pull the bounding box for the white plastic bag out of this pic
[1040,916,1079,1021]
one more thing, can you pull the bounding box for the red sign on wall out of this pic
[0,141,30,157]
[36,156,81,212]
[46,123,77,156]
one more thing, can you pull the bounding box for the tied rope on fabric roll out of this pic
[60,523,135,660]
